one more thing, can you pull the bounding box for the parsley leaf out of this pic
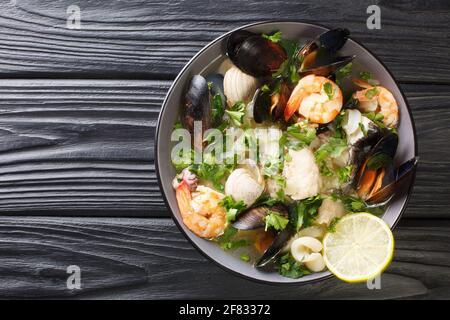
[225,101,246,127]
[215,226,250,250]
[314,137,347,177]
[240,253,250,262]
[211,93,224,126]
[189,160,234,192]
[264,211,289,231]
[288,196,323,231]
[219,195,246,222]
[359,71,372,81]
[363,111,385,129]
[286,124,317,146]
[336,62,353,78]
[262,31,282,43]
[278,253,311,279]
[336,165,353,184]
[365,87,378,99]
[327,217,341,233]
[323,82,334,100]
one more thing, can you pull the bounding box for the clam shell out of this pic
[223,66,258,107]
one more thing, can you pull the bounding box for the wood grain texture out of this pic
[0,0,449,82]
[0,216,448,299]
[0,80,448,217]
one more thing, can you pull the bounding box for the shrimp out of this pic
[353,79,399,128]
[284,75,343,123]
[175,180,226,239]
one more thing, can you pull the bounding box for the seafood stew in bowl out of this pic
[156,22,417,284]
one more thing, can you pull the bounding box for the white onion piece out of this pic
[343,109,362,135]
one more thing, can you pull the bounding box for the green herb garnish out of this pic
[262,31,282,43]
[240,253,250,262]
[211,93,224,126]
[359,71,372,81]
[337,165,353,184]
[216,227,250,250]
[289,196,323,231]
[264,211,289,231]
[219,195,246,222]
[286,124,317,145]
[225,101,246,127]
[324,82,334,100]
[278,253,311,279]
[365,87,378,99]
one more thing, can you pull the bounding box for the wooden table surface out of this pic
[0,0,449,299]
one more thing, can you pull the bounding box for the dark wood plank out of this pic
[0,0,448,82]
[1,216,448,299]
[0,80,448,217]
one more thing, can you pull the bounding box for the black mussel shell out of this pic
[252,88,271,124]
[255,226,295,268]
[366,157,418,205]
[226,30,253,66]
[299,28,352,77]
[252,82,291,123]
[205,73,225,126]
[233,204,288,230]
[301,55,355,77]
[226,31,287,77]
[318,28,350,53]
[183,75,211,148]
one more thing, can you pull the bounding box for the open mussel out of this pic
[226,30,287,77]
[251,82,291,123]
[233,204,288,230]
[354,132,418,205]
[299,28,355,77]
[232,203,293,267]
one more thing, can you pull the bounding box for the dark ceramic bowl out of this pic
[155,21,417,284]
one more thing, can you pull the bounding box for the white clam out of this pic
[283,148,321,200]
[225,159,264,207]
[290,236,326,272]
[223,66,258,107]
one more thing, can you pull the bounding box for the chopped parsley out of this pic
[365,87,378,99]
[264,211,289,231]
[211,93,225,126]
[286,124,317,146]
[323,82,334,100]
[262,31,282,43]
[314,137,347,177]
[225,101,246,127]
[359,71,372,81]
[336,165,353,184]
[219,195,246,222]
[215,227,250,250]
[363,112,385,128]
[288,196,323,231]
[278,253,311,279]
[240,253,250,262]
[327,217,341,233]
[189,159,234,192]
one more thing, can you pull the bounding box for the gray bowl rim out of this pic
[155,20,418,285]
